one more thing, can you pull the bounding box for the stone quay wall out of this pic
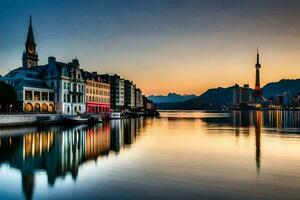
[0,114,63,127]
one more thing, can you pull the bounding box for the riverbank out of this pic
[0,111,160,127]
[0,114,64,127]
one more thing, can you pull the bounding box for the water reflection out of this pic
[234,111,262,174]
[1,111,300,199]
[204,110,300,178]
[232,110,300,129]
[0,118,142,200]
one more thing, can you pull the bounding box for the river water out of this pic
[0,110,300,200]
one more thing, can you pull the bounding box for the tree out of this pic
[0,81,18,113]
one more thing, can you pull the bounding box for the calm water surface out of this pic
[1,110,300,200]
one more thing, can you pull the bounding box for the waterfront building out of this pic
[143,95,156,110]
[1,67,55,112]
[45,57,86,115]
[83,71,110,114]
[292,93,300,107]
[241,84,252,103]
[135,88,143,109]
[124,80,136,109]
[233,84,241,106]
[1,17,87,114]
[282,92,293,106]
[0,17,55,112]
[101,74,125,111]
[275,95,283,105]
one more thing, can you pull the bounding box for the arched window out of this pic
[25,103,33,112]
[42,103,48,112]
[34,103,40,112]
[49,104,54,112]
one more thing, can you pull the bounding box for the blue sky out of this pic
[1,0,300,95]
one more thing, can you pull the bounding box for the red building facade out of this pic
[83,71,110,114]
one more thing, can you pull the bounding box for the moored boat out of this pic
[62,115,90,123]
[110,112,124,119]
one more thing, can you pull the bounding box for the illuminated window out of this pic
[25,103,33,112]
[34,91,40,100]
[42,103,48,112]
[25,91,32,100]
[34,103,40,112]
[49,104,54,112]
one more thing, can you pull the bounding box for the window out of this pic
[25,103,33,112]
[34,103,40,112]
[34,91,40,100]
[73,83,76,92]
[42,92,48,101]
[49,93,54,101]
[42,103,48,112]
[49,104,54,112]
[25,91,32,100]
[64,82,66,89]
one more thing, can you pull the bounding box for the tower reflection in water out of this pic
[0,118,142,200]
[232,110,300,176]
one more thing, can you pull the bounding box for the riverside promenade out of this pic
[0,113,63,127]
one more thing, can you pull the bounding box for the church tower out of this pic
[22,16,38,68]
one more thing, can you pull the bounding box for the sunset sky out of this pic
[1,0,300,95]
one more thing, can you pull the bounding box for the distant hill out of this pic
[155,98,222,110]
[148,93,197,103]
[262,79,300,98]
[155,78,300,110]
[155,86,234,110]
[197,86,235,104]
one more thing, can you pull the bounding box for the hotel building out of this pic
[83,71,110,114]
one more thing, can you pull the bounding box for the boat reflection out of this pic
[0,118,142,200]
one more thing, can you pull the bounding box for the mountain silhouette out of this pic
[148,93,197,103]
[154,79,300,110]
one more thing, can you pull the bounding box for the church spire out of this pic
[22,15,38,68]
[26,15,35,46]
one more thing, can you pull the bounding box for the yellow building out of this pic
[84,72,110,113]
